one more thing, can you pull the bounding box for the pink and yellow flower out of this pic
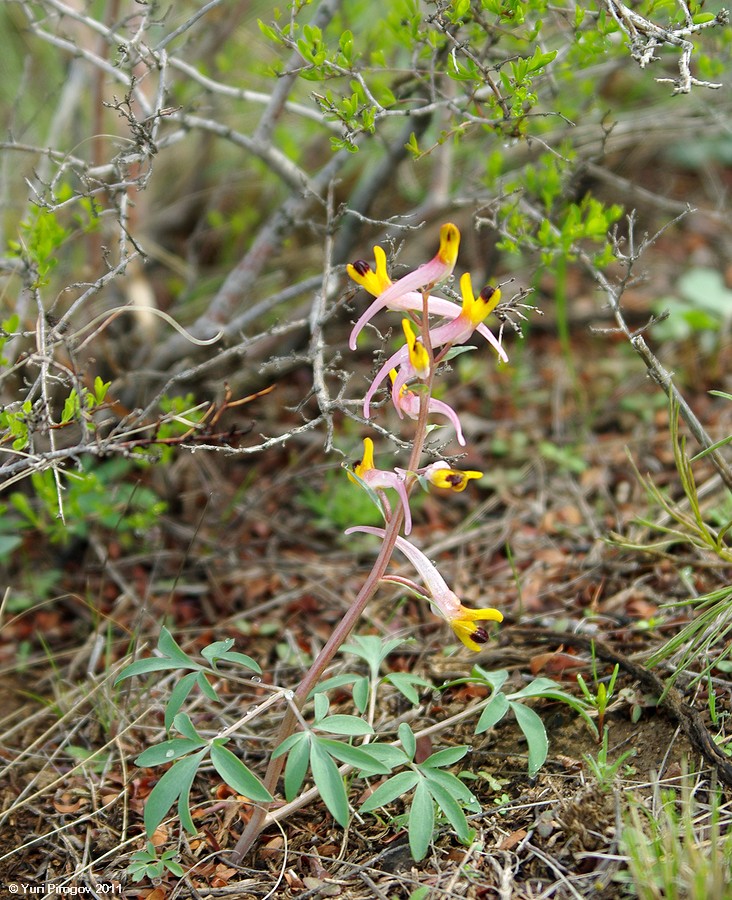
[422,461,483,492]
[401,318,430,380]
[347,228,507,368]
[390,370,466,446]
[348,223,460,350]
[361,273,506,419]
[346,245,392,297]
[347,245,469,333]
[426,273,503,350]
[347,438,413,535]
[345,525,503,651]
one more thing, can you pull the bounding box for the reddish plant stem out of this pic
[229,304,437,865]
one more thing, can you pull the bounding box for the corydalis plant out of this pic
[229,223,510,862]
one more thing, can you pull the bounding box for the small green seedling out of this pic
[576,646,620,739]
[127,841,184,882]
[583,726,636,790]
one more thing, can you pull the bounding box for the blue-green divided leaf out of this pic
[360,770,420,813]
[316,738,391,776]
[136,738,206,767]
[209,742,273,802]
[205,642,261,672]
[272,732,306,760]
[177,760,201,835]
[313,693,330,723]
[358,743,410,769]
[114,657,194,683]
[342,635,408,677]
[164,672,199,732]
[508,677,563,699]
[284,734,311,801]
[421,745,469,769]
[424,778,473,843]
[421,766,474,805]
[475,691,510,734]
[158,627,199,666]
[510,701,548,777]
[408,778,435,861]
[172,712,203,743]
[315,714,374,736]
[308,674,360,697]
[353,676,370,713]
[471,666,510,693]
[115,628,202,685]
[144,748,207,837]
[399,722,417,760]
[309,740,350,827]
[442,344,477,362]
[515,685,597,736]
[200,639,235,666]
[383,672,432,705]
[194,670,219,703]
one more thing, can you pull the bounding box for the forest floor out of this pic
[2,168,732,898]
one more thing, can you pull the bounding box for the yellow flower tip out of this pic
[372,245,390,287]
[347,259,372,282]
[428,467,483,492]
[388,368,408,396]
[477,284,502,318]
[437,222,460,267]
[460,274,501,326]
[354,436,375,478]
[450,606,503,651]
[459,271,476,312]
[401,319,430,378]
[347,248,392,296]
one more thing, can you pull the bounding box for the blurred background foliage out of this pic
[0,0,730,583]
